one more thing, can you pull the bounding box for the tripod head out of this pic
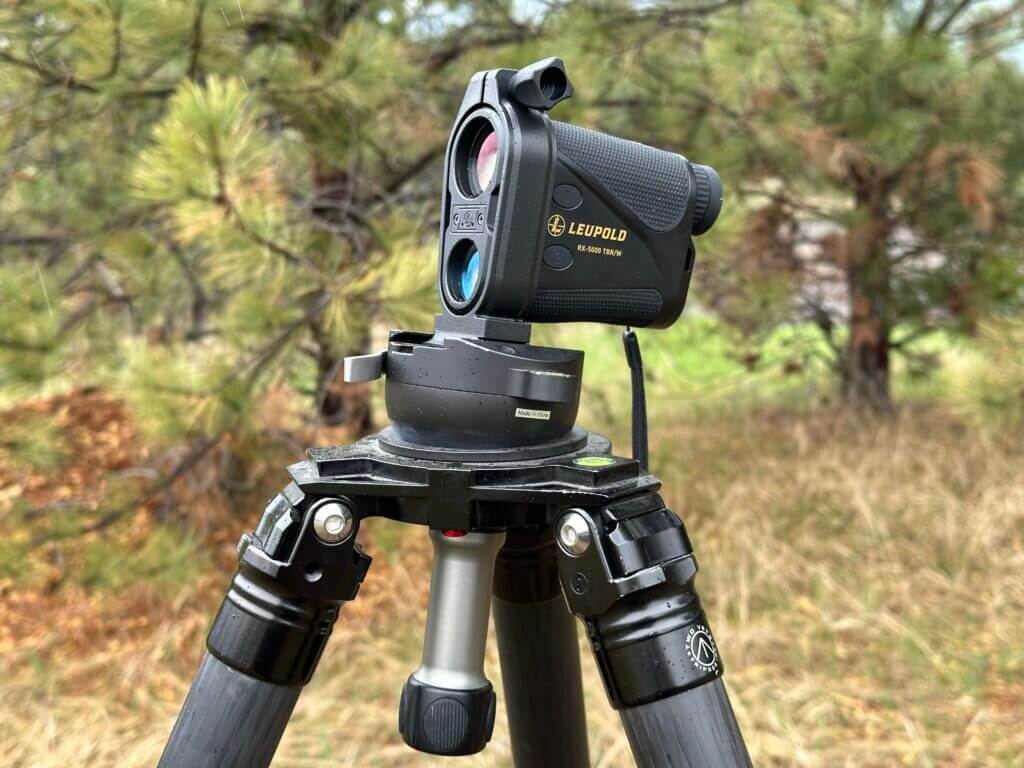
[346,314,584,460]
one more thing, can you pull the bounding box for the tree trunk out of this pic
[314,345,373,431]
[306,162,374,432]
[304,0,373,434]
[843,180,894,413]
[308,295,373,432]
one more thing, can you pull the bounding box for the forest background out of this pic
[1,1,1023,765]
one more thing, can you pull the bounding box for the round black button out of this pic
[543,245,573,270]
[553,184,583,210]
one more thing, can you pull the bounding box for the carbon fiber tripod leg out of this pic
[493,526,590,768]
[555,494,752,768]
[159,487,370,768]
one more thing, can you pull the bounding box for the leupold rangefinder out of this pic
[438,57,722,329]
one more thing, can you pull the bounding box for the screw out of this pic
[236,532,253,556]
[557,510,591,556]
[312,500,354,544]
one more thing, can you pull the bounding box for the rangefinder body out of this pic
[438,58,722,328]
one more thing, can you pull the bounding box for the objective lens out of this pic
[472,129,499,192]
[448,241,482,304]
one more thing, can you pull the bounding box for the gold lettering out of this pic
[564,220,630,244]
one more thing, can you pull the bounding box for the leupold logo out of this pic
[548,213,628,243]
[547,214,566,237]
[569,222,628,242]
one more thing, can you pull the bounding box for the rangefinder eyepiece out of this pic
[692,164,724,236]
[438,58,723,329]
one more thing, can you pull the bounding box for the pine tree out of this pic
[9,0,1015,439]
[0,0,553,448]
[568,0,1024,413]
[718,1,1024,411]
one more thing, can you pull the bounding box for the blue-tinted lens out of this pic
[459,249,481,301]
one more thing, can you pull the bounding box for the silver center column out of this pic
[399,529,506,756]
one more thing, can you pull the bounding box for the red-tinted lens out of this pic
[473,130,499,191]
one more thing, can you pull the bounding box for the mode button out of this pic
[543,245,573,271]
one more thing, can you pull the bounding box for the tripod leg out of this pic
[160,653,301,768]
[493,527,590,768]
[555,495,752,768]
[620,678,748,768]
[159,487,371,768]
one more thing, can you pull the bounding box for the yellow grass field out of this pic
[2,401,1022,767]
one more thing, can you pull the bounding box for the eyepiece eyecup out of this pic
[691,164,723,236]
[509,57,574,111]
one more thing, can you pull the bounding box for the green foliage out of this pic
[715,2,1024,345]
[947,317,1024,425]
[0,413,68,472]
[1,0,527,437]
[117,338,265,443]
[0,265,61,395]
[77,524,206,590]
[2,0,1022,435]
[563,1,1024,407]
[134,77,269,210]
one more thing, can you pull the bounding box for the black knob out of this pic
[691,164,723,236]
[398,675,496,756]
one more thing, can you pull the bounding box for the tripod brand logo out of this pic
[686,625,719,673]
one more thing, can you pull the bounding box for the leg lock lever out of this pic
[554,493,723,708]
[207,484,371,687]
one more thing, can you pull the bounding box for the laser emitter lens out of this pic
[448,241,482,304]
[458,249,481,300]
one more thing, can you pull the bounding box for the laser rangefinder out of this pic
[439,57,722,329]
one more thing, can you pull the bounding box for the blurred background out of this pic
[1,1,1023,765]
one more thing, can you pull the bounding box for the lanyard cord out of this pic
[622,327,649,472]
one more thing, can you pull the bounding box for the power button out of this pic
[553,184,583,210]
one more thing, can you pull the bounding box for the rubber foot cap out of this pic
[398,675,496,755]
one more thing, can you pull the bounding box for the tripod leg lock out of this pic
[206,483,372,687]
[555,493,723,709]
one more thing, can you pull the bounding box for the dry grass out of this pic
[2,405,1022,767]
